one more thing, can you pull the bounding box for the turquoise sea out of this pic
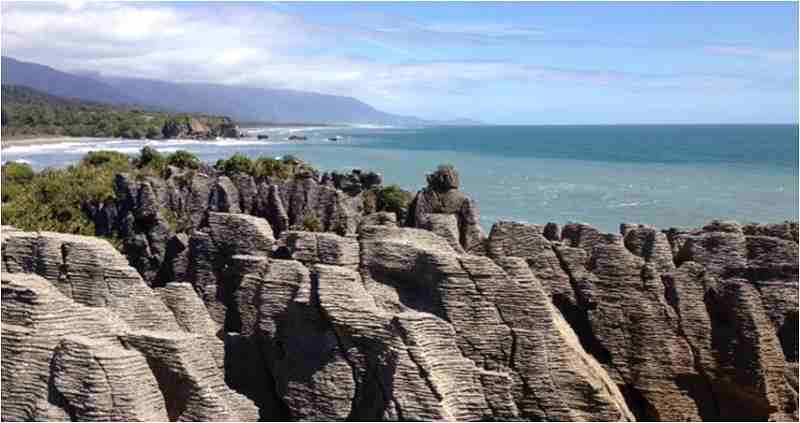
[3,124,798,232]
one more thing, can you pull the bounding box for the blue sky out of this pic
[2,1,798,124]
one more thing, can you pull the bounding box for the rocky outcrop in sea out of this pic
[2,165,797,421]
[161,116,241,140]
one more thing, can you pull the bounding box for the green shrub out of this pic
[1,149,135,236]
[252,157,292,179]
[376,184,410,213]
[216,153,253,175]
[0,151,349,244]
[1,161,35,202]
[302,214,322,232]
[165,150,200,169]
[1,161,35,181]
[81,150,131,170]
[172,169,196,189]
[135,146,166,172]
[145,126,161,139]
[160,207,179,232]
[281,155,301,165]
[294,163,318,178]
[1,161,125,235]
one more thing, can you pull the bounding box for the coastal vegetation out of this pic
[2,151,130,237]
[0,148,203,239]
[301,214,322,232]
[214,153,317,179]
[1,150,353,244]
[367,184,412,216]
[1,85,236,140]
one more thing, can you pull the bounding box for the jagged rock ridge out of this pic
[2,165,798,421]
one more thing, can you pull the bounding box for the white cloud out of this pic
[705,44,797,63]
[1,1,795,120]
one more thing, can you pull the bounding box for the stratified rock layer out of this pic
[2,207,798,421]
[407,166,487,254]
[218,223,634,421]
[93,166,371,286]
[1,228,257,422]
[490,219,799,421]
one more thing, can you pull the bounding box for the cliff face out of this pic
[1,166,797,421]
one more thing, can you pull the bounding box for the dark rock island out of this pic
[1,156,797,421]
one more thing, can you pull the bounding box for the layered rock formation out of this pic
[488,220,799,421]
[92,164,372,285]
[407,165,487,254]
[1,228,257,421]
[2,164,798,422]
[162,116,241,139]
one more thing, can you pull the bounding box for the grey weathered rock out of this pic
[161,233,191,283]
[92,167,370,286]
[51,336,169,421]
[407,165,487,254]
[670,221,799,362]
[415,213,464,253]
[356,225,633,420]
[494,220,799,421]
[621,223,675,273]
[124,330,258,421]
[358,211,398,229]
[157,282,225,368]
[280,177,362,235]
[229,173,258,214]
[277,230,360,267]
[488,221,574,305]
[162,116,239,140]
[425,164,460,192]
[322,169,383,196]
[183,213,276,327]
[742,220,799,242]
[1,230,180,331]
[210,176,241,213]
[484,219,799,421]
[209,224,634,420]
[3,206,798,423]
[1,267,256,422]
[208,212,275,255]
[2,272,134,421]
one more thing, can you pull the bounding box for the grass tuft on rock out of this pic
[302,214,322,232]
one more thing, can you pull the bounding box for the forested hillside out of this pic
[1,85,236,139]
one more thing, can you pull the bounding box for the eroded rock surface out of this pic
[217,224,634,421]
[2,197,798,421]
[1,230,257,422]
[407,165,487,254]
[489,219,799,421]
[93,164,383,286]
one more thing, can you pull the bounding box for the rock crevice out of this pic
[2,164,797,422]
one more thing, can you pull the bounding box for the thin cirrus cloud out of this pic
[703,44,797,64]
[1,1,797,123]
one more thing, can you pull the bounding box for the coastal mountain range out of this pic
[1,56,481,126]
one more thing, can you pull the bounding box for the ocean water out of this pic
[3,124,797,232]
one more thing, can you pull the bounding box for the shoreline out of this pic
[1,135,114,148]
[1,124,343,148]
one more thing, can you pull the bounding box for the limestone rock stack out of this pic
[407,165,487,254]
[488,219,799,421]
[1,229,258,421]
[1,163,798,421]
[94,166,372,286]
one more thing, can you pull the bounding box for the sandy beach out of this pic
[1,135,104,148]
